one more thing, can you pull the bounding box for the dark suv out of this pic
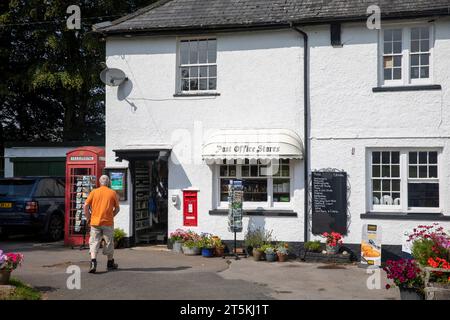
[0,177,65,241]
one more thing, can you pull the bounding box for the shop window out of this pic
[179,38,217,93]
[380,25,433,86]
[218,159,291,205]
[370,150,440,212]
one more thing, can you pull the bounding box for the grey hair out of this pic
[99,175,110,186]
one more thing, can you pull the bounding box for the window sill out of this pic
[360,212,450,221]
[209,209,297,217]
[173,92,220,97]
[372,85,442,92]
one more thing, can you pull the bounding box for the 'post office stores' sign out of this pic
[215,144,281,156]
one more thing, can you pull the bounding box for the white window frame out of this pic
[368,149,442,214]
[176,36,217,94]
[378,23,434,87]
[215,159,293,209]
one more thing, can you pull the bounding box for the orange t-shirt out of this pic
[85,186,119,227]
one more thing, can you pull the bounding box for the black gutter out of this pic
[290,24,309,244]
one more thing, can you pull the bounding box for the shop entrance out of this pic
[132,159,168,244]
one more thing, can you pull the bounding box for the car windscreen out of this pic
[0,180,35,197]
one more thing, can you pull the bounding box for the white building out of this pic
[95,0,450,257]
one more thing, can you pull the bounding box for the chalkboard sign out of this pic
[312,171,348,235]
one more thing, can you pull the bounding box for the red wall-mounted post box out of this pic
[183,190,198,227]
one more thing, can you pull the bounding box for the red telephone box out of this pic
[183,190,198,227]
[64,147,105,246]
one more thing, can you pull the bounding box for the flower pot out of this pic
[201,248,215,257]
[252,248,263,261]
[265,253,277,262]
[399,287,424,300]
[0,269,11,285]
[182,246,201,256]
[277,253,288,262]
[326,244,339,254]
[215,247,225,257]
[172,241,183,253]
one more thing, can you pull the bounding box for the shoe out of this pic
[107,259,118,271]
[89,260,97,274]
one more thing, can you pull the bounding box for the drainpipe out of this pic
[290,24,309,243]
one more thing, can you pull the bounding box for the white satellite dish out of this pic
[100,68,128,87]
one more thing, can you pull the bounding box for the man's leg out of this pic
[88,226,102,273]
[102,226,117,270]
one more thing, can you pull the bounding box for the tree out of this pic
[0,0,156,145]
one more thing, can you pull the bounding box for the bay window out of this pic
[370,150,440,212]
[218,159,291,206]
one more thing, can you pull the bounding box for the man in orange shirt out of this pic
[84,175,120,274]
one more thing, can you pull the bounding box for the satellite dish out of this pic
[100,68,128,87]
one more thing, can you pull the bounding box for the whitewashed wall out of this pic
[306,18,450,245]
[105,30,305,241]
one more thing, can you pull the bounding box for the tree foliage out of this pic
[0,0,156,146]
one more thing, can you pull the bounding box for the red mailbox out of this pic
[183,190,198,227]
[64,146,105,246]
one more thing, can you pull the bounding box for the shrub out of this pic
[304,240,321,252]
[244,228,273,249]
[114,228,127,244]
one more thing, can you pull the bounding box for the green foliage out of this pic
[0,0,157,145]
[304,240,322,252]
[411,239,443,266]
[2,278,42,300]
[244,228,273,249]
[113,228,126,243]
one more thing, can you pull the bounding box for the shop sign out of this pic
[361,224,382,266]
[311,171,348,235]
[215,144,281,155]
[105,168,127,201]
[228,180,243,233]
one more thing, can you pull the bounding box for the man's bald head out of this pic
[99,175,110,186]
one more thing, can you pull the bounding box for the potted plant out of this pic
[276,242,289,262]
[304,240,322,253]
[264,246,277,262]
[113,228,127,249]
[384,259,424,300]
[182,239,201,255]
[200,233,215,257]
[321,232,343,254]
[0,250,24,285]
[211,236,225,257]
[169,229,188,253]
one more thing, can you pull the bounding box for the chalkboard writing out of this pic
[312,171,348,235]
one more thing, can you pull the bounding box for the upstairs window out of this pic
[179,38,217,93]
[380,26,433,86]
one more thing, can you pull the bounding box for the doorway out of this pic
[132,159,168,244]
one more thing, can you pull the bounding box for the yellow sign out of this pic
[0,202,12,209]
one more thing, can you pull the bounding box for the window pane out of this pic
[181,67,189,78]
[209,65,217,77]
[373,192,381,204]
[382,152,390,163]
[391,152,400,164]
[199,66,208,77]
[384,30,393,42]
[208,78,217,90]
[411,54,420,66]
[382,165,390,177]
[384,68,392,81]
[419,166,427,178]
[420,40,429,52]
[411,41,420,53]
[411,67,420,79]
[409,165,417,178]
[421,54,429,65]
[242,166,249,177]
[429,166,438,178]
[393,42,402,54]
[220,165,227,176]
[408,183,439,207]
[189,79,198,90]
[420,27,429,39]
[409,152,417,164]
[199,78,207,90]
[198,40,207,63]
[189,41,198,64]
[392,165,400,177]
[181,79,189,91]
[393,68,401,80]
[273,179,290,202]
[420,67,429,78]
[372,180,381,191]
[392,180,400,192]
[372,152,380,164]
[382,180,390,191]
[243,179,267,202]
[250,166,258,177]
[411,28,420,40]
[372,165,380,178]
[393,29,402,41]
[429,152,437,164]
[207,40,217,63]
[419,152,427,164]
[392,193,401,205]
[180,41,189,64]
[190,66,199,78]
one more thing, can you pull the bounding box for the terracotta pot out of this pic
[0,269,11,285]
[277,253,288,262]
[252,248,263,261]
[215,247,225,257]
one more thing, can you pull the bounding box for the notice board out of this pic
[312,171,348,235]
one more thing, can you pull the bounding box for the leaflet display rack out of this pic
[134,161,151,243]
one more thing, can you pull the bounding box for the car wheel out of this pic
[47,215,64,241]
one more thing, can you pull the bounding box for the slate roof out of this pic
[95,0,450,34]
